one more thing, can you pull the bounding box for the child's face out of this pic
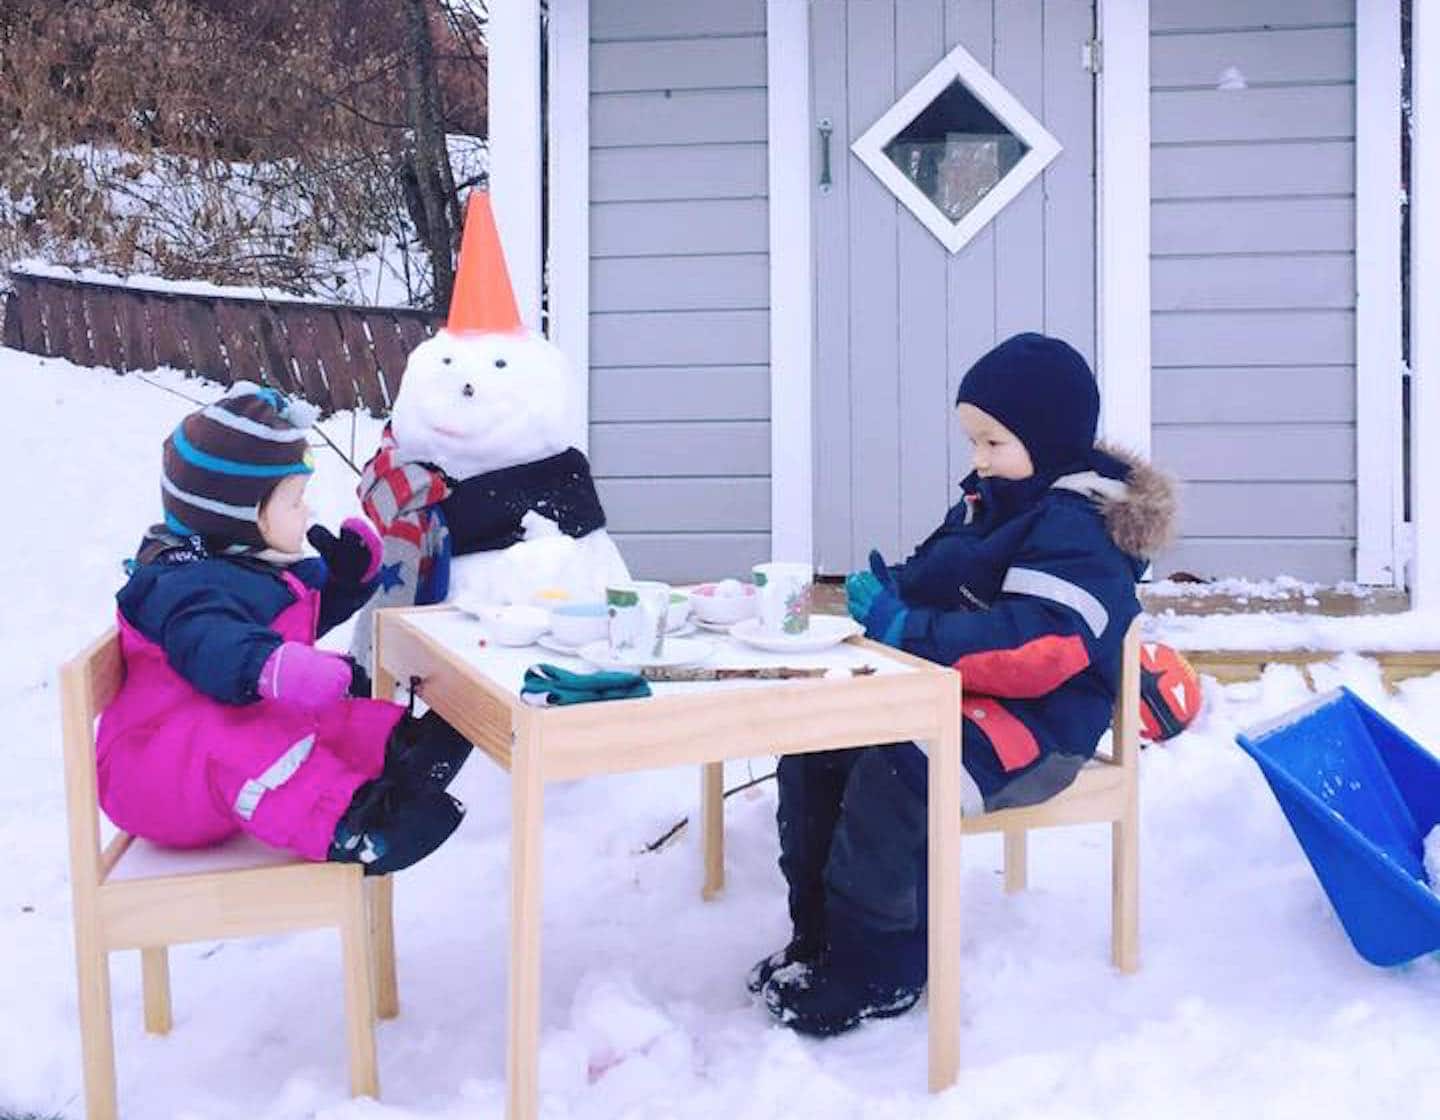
[957,404,1034,481]
[257,474,311,554]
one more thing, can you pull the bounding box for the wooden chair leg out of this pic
[1112,812,1140,973]
[367,875,399,1020]
[339,877,380,1099]
[141,946,173,1034]
[75,939,118,1120]
[1003,830,1028,894]
[701,762,725,901]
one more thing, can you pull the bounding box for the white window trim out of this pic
[488,0,544,332]
[768,0,814,562]
[1355,0,1404,586]
[547,0,590,451]
[1413,0,1440,607]
[849,40,1063,255]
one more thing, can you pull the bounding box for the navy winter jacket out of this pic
[890,451,1173,801]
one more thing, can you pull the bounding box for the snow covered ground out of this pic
[4,347,1440,1120]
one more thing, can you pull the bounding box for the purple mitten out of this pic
[258,642,352,708]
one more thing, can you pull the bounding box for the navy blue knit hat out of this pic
[955,332,1099,474]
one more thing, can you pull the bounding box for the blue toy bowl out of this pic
[1236,688,1440,966]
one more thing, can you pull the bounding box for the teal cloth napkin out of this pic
[520,663,652,706]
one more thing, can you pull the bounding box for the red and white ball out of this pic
[1138,641,1202,742]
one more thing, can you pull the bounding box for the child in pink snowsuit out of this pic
[98,382,471,873]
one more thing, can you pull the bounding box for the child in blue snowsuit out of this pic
[753,333,1175,1036]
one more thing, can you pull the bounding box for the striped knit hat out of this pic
[162,382,318,551]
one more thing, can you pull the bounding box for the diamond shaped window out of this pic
[851,42,1062,254]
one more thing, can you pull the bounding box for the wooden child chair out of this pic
[60,629,401,1120]
[700,618,1142,972]
[957,617,1142,971]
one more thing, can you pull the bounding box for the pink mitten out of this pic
[341,516,384,583]
[258,642,351,708]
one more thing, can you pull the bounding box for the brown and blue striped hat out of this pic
[161,382,317,550]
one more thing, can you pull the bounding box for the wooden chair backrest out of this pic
[1104,618,1143,770]
[59,629,124,894]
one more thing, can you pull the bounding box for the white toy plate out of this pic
[535,633,587,657]
[728,615,863,653]
[577,637,715,671]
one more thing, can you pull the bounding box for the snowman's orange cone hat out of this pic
[447,191,523,335]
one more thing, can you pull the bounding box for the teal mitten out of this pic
[845,569,882,623]
[520,663,652,706]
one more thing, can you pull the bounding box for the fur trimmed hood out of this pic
[1052,443,1177,559]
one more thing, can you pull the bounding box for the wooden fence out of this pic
[1,270,443,415]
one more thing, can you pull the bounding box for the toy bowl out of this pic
[549,602,609,647]
[689,579,758,626]
[482,604,550,646]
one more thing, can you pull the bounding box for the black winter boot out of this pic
[328,774,465,875]
[384,711,474,791]
[762,916,926,1037]
[763,745,929,1036]
[750,750,861,997]
[746,933,824,995]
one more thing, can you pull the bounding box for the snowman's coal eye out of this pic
[462,383,474,398]
[494,358,508,369]
[442,356,453,366]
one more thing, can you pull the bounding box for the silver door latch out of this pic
[818,118,834,193]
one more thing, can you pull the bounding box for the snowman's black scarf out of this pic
[437,447,608,555]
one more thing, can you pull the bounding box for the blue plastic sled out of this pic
[1236,688,1440,966]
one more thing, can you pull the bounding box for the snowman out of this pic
[350,193,630,666]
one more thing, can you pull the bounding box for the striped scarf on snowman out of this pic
[348,425,453,667]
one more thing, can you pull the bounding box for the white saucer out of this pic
[691,617,736,634]
[728,615,863,653]
[535,633,589,657]
[577,636,715,671]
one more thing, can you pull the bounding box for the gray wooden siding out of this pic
[588,0,771,581]
[1150,0,1357,582]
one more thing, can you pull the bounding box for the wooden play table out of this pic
[373,606,964,1119]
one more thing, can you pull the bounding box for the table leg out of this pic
[928,674,963,1092]
[508,721,544,1120]
[372,612,396,703]
[701,762,725,900]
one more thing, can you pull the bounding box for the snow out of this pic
[10,259,334,305]
[6,347,1440,1119]
[1147,609,1440,652]
[1144,575,1368,601]
[1216,66,1248,91]
[1426,827,1440,891]
[8,134,488,310]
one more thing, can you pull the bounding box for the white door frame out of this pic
[488,0,544,334]
[1413,0,1440,607]
[767,0,1152,559]
[1355,0,1404,586]
[547,0,591,450]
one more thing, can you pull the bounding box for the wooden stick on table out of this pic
[640,665,876,682]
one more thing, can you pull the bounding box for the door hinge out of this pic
[1082,38,1102,75]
